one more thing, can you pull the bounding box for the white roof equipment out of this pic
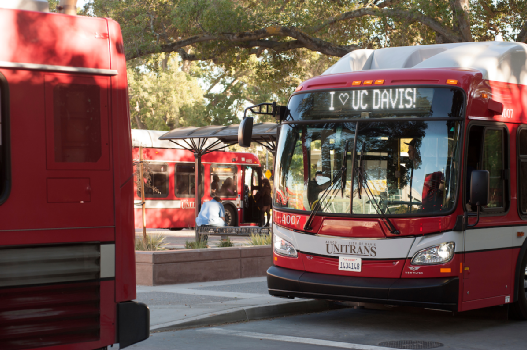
[323,41,527,85]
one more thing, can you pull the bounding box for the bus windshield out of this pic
[274,88,464,216]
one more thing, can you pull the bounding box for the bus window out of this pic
[53,84,102,163]
[138,163,168,198]
[466,125,508,211]
[175,164,203,198]
[210,164,237,198]
[483,129,506,209]
[518,128,527,214]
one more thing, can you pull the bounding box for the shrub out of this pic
[216,237,234,247]
[249,233,272,245]
[135,233,167,251]
[185,237,208,249]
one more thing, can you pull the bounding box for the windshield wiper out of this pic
[355,147,400,235]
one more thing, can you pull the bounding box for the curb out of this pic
[151,299,344,332]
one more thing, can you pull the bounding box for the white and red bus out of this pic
[132,129,264,229]
[262,42,527,317]
[0,4,148,350]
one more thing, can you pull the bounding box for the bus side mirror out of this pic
[469,170,489,207]
[238,117,253,147]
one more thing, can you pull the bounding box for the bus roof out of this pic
[323,41,527,85]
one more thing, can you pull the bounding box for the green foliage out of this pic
[249,233,272,246]
[216,237,234,247]
[135,233,167,251]
[185,237,209,249]
[128,56,206,130]
[82,0,527,126]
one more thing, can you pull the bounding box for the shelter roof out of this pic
[132,129,225,150]
[159,123,278,153]
[323,41,527,85]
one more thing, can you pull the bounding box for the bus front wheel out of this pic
[509,251,527,319]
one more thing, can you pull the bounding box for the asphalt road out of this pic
[128,304,527,350]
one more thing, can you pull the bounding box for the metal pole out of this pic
[139,146,147,246]
[266,149,269,171]
[194,152,202,241]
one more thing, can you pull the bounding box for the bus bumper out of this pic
[267,266,459,311]
[117,301,150,348]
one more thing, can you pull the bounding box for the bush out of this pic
[216,237,234,247]
[135,233,167,251]
[185,237,208,249]
[249,233,272,245]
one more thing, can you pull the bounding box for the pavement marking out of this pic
[199,328,393,350]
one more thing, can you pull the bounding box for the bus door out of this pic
[242,166,261,224]
[463,124,512,302]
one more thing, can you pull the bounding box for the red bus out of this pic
[261,42,527,318]
[132,129,264,229]
[0,5,148,350]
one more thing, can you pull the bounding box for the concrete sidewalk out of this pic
[136,277,342,332]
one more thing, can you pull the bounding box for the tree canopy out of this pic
[83,0,527,127]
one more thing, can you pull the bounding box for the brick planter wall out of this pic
[136,246,272,286]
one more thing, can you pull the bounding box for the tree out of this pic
[128,57,207,130]
[83,0,527,125]
[83,0,527,62]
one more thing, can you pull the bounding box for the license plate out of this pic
[339,256,362,272]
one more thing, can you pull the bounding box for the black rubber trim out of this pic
[117,301,150,349]
[0,71,11,206]
[267,266,458,311]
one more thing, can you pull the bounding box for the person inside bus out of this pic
[421,171,445,212]
[211,174,220,195]
[195,196,226,227]
[307,170,331,210]
[176,177,189,196]
[221,177,235,197]
[255,178,272,227]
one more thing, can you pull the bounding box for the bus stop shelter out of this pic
[159,123,278,239]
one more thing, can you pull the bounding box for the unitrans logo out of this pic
[325,240,377,257]
[408,266,420,271]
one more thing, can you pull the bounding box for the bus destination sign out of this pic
[327,88,433,113]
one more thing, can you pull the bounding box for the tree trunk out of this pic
[449,0,473,42]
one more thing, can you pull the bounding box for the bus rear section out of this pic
[0,8,148,349]
[132,129,263,229]
[266,42,527,317]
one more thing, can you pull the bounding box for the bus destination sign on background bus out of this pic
[326,87,434,113]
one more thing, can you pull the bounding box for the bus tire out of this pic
[224,205,237,227]
[509,251,527,320]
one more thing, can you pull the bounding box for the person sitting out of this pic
[307,170,331,209]
[195,197,226,227]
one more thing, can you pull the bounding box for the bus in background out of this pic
[0,4,148,350]
[244,42,527,318]
[132,129,263,229]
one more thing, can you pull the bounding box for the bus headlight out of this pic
[273,234,297,258]
[411,242,455,265]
